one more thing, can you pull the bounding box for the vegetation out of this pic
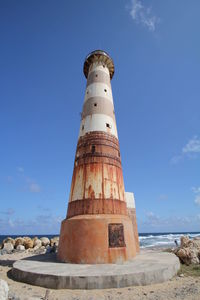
[178,264,200,277]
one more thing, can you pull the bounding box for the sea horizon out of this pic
[1,231,200,249]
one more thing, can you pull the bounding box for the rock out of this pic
[50,236,59,247]
[3,242,14,252]
[2,237,15,247]
[33,238,42,248]
[180,236,190,247]
[0,279,9,300]
[40,237,50,247]
[192,239,200,248]
[16,245,25,251]
[189,248,199,264]
[174,236,200,265]
[15,237,25,248]
[24,238,34,249]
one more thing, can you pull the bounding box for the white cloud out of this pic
[0,213,62,235]
[139,212,200,232]
[192,186,200,206]
[29,183,41,193]
[158,194,168,201]
[171,136,200,164]
[0,208,15,216]
[16,168,41,194]
[191,187,200,194]
[194,195,200,205]
[182,136,200,154]
[170,155,182,164]
[17,167,24,173]
[128,0,160,32]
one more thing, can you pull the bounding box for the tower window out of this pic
[106,123,111,129]
[103,65,105,68]
[91,145,95,153]
[87,91,89,94]
[104,89,107,93]
[94,103,97,107]
[82,125,84,130]
[95,74,98,77]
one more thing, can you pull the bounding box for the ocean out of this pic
[1,232,200,248]
[139,231,200,248]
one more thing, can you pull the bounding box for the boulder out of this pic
[15,237,25,248]
[0,279,9,300]
[2,237,15,247]
[192,239,200,248]
[174,235,200,265]
[24,237,34,249]
[50,236,59,247]
[180,236,190,247]
[16,245,25,251]
[3,242,14,252]
[33,238,42,248]
[40,237,50,247]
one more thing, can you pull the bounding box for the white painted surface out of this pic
[89,62,110,76]
[125,192,135,208]
[79,114,118,138]
[84,82,113,103]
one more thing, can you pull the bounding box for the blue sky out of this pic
[0,0,200,234]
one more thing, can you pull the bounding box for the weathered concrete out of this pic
[12,250,180,289]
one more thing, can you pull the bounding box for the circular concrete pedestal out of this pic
[12,251,180,289]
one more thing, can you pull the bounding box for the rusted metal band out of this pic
[67,198,128,219]
[77,131,119,148]
[74,156,122,168]
[75,131,121,167]
[76,152,121,162]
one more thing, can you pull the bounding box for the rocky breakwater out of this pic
[173,236,200,265]
[0,236,59,255]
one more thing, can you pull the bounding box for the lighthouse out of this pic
[58,50,139,264]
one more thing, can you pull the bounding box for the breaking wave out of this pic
[139,232,200,248]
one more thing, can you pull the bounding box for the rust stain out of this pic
[68,131,128,217]
[67,199,128,219]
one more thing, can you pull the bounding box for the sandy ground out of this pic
[0,251,200,300]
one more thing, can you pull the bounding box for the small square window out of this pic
[104,89,107,93]
[106,123,111,129]
[95,74,98,77]
[91,145,95,153]
[94,103,97,107]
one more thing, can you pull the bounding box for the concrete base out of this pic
[12,251,180,289]
[58,214,137,264]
